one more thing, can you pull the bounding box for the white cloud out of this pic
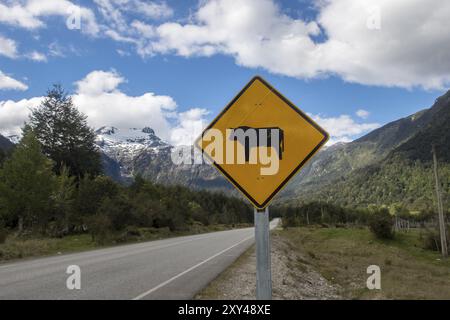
[105,29,138,44]
[27,51,47,62]
[356,109,370,119]
[75,70,125,95]
[94,0,172,43]
[0,70,28,91]
[95,0,172,25]
[315,0,450,89]
[131,20,156,38]
[146,0,321,65]
[94,0,128,33]
[170,108,209,146]
[0,97,42,136]
[311,114,380,145]
[108,0,450,89]
[0,35,18,58]
[133,1,173,20]
[0,70,206,145]
[116,49,131,57]
[72,70,178,142]
[48,41,82,58]
[0,2,42,29]
[0,0,100,36]
[48,42,65,57]
[0,35,46,62]
[94,0,172,56]
[2,0,449,89]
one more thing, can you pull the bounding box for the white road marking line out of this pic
[132,234,254,300]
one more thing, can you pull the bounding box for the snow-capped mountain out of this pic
[95,126,172,181]
[95,126,170,159]
[95,126,228,189]
[6,135,20,144]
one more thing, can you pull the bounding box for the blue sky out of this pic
[0,0,448,145]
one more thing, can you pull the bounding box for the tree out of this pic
[50,165,76,236]
[28,84,101,178]
[0,130,54,233]
[73,175,119,229]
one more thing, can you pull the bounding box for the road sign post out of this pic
[196,76,329,300]
[254,207,272,300]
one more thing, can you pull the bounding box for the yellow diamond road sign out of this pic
[196,76,329,209]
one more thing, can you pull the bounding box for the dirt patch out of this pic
[195,231,341,300]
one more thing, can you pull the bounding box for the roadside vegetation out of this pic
[0,85,252,262]
[274,201,450,299]
[278,227,450,299]
[274,201,449,250]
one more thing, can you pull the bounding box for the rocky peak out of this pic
[142,127,155,135]
[95,126,118,135]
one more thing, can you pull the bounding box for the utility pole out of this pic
[432,145,448,258]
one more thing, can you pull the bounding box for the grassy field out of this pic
[0,223,251,263]
[279,226,450,299]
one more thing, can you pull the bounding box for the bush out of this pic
[114,226,142,243]
[85,214,112,245]
[421,227,450,252]
[369,208,394,239]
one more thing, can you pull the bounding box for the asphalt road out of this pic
[0,219,279,300]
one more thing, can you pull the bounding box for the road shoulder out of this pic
[195,230,341,300]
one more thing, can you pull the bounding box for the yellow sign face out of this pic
[196,76,329,209]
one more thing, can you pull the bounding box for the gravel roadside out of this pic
[195,231,341,300]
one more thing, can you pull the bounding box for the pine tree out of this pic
[28,84,101,178]
[0,130,54,233]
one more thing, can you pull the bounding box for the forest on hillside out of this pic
[287,90,450,213]
[303,156,450,212]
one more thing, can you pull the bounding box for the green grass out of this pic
[279,226,450,299]
[0,223,252,263]
[0,234,96,262]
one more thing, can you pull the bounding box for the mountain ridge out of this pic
[282,89,450,209]
[0,134,14,152]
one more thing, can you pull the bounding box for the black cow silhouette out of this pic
[229,126,284,162]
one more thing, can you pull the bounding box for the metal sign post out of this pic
[196,76,329,300]
[254,207,272,300]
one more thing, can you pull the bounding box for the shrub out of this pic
[369,208,394,239]
[114,226,142,243]
[421,227,450,252]
[281,215,297,229]
[125,226,141,237]
[85,214,112,245]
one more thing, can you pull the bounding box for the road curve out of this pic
[0,219,279,300]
